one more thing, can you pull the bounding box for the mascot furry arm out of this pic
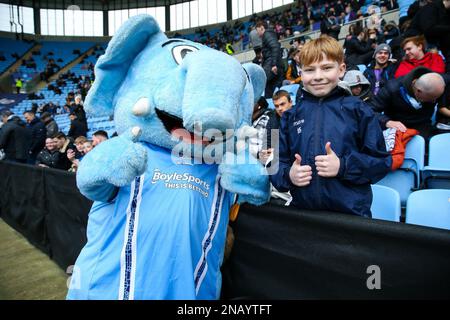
[68,15,270,300]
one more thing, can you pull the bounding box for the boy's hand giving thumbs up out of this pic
[315,142,340,178]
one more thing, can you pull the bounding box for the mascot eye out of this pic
[172,45,199,65]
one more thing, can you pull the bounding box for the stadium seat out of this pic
[280,83,300,98]
[406,189,450,230]
[370,185,401,222]
[377,135,425,207]
[422,133,450,189]
[357,64,367,73]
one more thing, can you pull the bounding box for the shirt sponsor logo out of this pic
[151,169,210,197]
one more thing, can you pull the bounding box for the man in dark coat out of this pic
[0,110,29,163]
[68,112,88,140]
[23,110,47,164]
[370,66,446,139]
[256,21,284,98]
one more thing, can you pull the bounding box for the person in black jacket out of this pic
[370,66,446,139]
[344,24,376,70]
[256,21,284,98]
[36,137,60,168]
[0,110,29,163]
[68,112,88,140]
[23,110,46,164]
[270,36,391,217]
[40,111,59,138]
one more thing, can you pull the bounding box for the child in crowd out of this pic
[270,36,392,217]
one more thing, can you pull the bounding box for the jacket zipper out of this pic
[314,98,323,208]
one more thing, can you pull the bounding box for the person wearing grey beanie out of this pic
[363,43,397,96]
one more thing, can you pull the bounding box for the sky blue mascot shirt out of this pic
[67,143,233,300]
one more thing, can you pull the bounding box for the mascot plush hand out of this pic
[67,14,270,300]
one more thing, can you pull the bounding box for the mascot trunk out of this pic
[67,14,270,300]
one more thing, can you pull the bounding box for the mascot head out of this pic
[85,14,266,155]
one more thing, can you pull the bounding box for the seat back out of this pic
[371,185,401,222]
[279,84,300,98]
[406,189,450,230]
[377,135,425,206]
[428,133,450,169]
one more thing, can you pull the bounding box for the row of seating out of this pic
[371,185,450,231]
[377,133,450,207]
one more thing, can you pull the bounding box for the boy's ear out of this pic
[339,62,347,78]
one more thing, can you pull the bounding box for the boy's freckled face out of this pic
[301,54,346,98]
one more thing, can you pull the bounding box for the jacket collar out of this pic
[300,82,352,101]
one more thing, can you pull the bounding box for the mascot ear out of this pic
[242,63,267,104]
[84,15,166,116]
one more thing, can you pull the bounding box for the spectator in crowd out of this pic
[344,24,377,69]
[0,110,29,163]
[83,140,93,154]
[53,132,74,170]
[270,36,391,217]
[92,130,109,147]
[36,137,60,168]
[284,48,302,85]
[23,110,46,164]
[249,96,271,161]
[15,78,22,94]
[343,70,373,102]
[383,21,400,41]
[68,112,88,140]
[260,90,294,165]
[404,0,450,72]
[71,94,87,125]
[67,136,88,173]
[249,27,262,54]
[40,112,59,138]
[73,136,88,159]
[256,21,284,98]
[370,66,446,139]
[436,82,450,132]
[320,13,341,40]
[394,35,446,78]
[363,43,397,95]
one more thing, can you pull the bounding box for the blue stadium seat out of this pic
[422,133,450,189]
[280,83,300,99]
[406,189,450,230]
[377,135,425,206]
[267,98,275,110]
[370,185,401,222]
[357,64,367,73]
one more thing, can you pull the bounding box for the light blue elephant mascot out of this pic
[67,15,270,300]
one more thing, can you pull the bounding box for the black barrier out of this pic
[0,162,49,254]
[0,161,92,269]
[222,203,450,299]
[1,161,450,299]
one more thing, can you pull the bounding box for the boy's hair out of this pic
[299,36,344,67]
[74,136,87,145]
[272,90,292,102]
[401,35,426,51]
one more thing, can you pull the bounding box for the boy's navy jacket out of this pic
[270,87,392,217]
